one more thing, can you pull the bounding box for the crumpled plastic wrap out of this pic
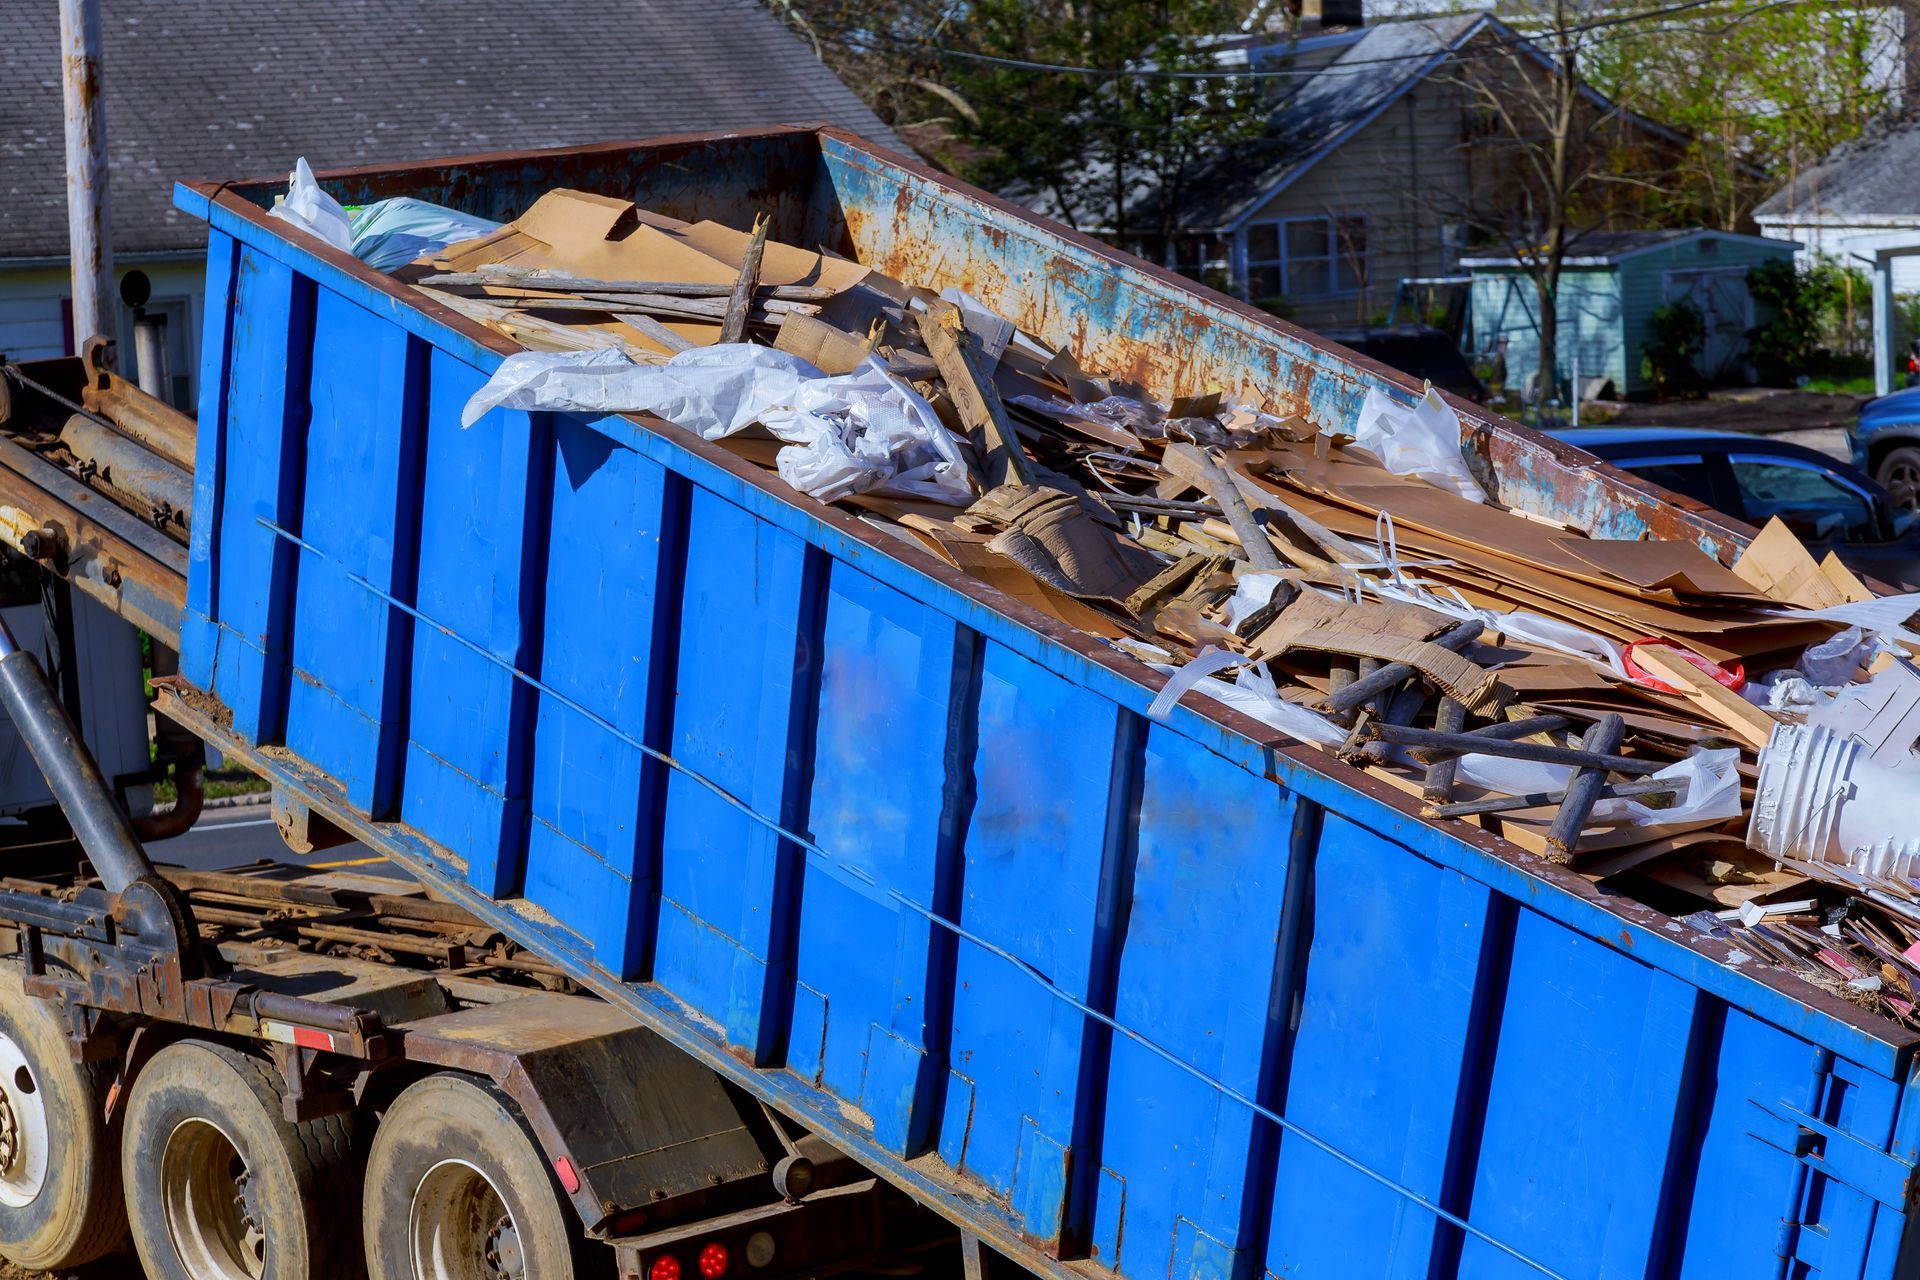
[1350,386,1485,502]
[461,345,973,505]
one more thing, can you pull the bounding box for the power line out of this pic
[815,0,1784,82]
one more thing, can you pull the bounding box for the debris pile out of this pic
[309,179,1920,1028]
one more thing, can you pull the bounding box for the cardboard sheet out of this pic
[1556,537,1769,600]
[1733,517,1851,608]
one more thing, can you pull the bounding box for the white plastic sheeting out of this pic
[1350,386,1484,502]
[461,346,973,505]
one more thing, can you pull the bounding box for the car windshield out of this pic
[1727,455,1879,543]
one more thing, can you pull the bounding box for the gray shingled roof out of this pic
[1142,14,1486,232]
[1754,110,1920,222]
[0,0,902,260]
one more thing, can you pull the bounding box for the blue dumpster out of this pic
[171,127,1920,1280]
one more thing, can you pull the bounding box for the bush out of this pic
[1746,257,1818,382]
[1642,299,1705,396]
[1746,256,1875,385]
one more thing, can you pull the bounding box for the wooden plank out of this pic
[916,299,1030,490]
[720,214,770,345]
[1629,645,1777,750]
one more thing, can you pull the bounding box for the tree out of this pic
[1423,2,1671,404]
[1591,1,1903,230]
[769,0,1274,246]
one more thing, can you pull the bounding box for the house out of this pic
[1464,230,1800,399]
[0,0,900,407]
[1126,12,1690,329]
[1754,113,1920,394]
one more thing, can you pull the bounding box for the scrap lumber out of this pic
[1629,646,1777,750]
[917,300,1033,489]
[1545,713,1626,863]
[720,214,770,345]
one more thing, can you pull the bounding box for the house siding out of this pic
[1470,269,1626,397]
[0,259,205,405]
[1233,81,1471,330]
[1470,235,1798,397]
[1618,238,1793,390]
[1757,216,1920,292]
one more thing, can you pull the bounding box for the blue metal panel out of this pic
[182,229,240,690]
[400,351,550,895]
[1265,812,1494,1279]
[791,566,977,1156]
[522,419,682,979]
[653,486,822,1059]
[208,246,313,744]
[284,291,425,814]
[941,641,1131,1244]
[1457,910,1704,1279]
[1092,726,1299,1280]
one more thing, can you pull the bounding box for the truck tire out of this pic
[1877,444,1920,511]
[122,1039,361,1280]
[0,960,125,1269]
[363,1073,591,1280]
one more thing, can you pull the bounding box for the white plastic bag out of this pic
[267,158,353,254]
[1350,386,1484,502]
[1800,625,1869,687]
[1594,748,1742,827]
[1145,650,1344,745]
[349,197,501,271]
[462,346,972,505]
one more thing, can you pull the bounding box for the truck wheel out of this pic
[1878,444,1920,511]
[0,961,125,1269]
[364,1073,588,1280]
[122,1039,361,1280]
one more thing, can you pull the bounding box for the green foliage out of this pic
[771,0,1273,240]
[1745,257,1820,380]
[1590,1,1899,227]
[936,0,1270,239]
[1641,299,1705,396]
[1742,256,1875,386]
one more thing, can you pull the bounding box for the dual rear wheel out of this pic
[0,964,593,1279]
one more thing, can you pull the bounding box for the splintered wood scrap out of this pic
[481,292,813,322]
[422,267,836,302]
[1544,713,1626,864]
[720,213,771,345]
[1161,444,1283,571]
[620,312,695,354]
[1630,645,1778,750]
[417,287,652,358]
[1421,697,1467,812]
[916,299,1032,490]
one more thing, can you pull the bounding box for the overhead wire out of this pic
[809,0,1822,83]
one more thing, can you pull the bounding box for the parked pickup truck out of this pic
[0,127,1910,1280]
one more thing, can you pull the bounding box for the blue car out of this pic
[1552,426,1920,590]
[1852,388,1920,510]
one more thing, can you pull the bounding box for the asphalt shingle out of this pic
[0,0,901,258]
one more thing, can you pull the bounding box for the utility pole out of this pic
[58,0,113,356]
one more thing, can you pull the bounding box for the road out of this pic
[144,801,404,880]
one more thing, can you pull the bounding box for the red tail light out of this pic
[698,1242,729,1279]
[650,1256,682,1280]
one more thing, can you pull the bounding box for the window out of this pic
[1727,455,1879,543]
[1611,455,1718,508]
[1241,215,1368,301]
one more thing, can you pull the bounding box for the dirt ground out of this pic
[0,1254,141,1278]
[1581,388,1868,465]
